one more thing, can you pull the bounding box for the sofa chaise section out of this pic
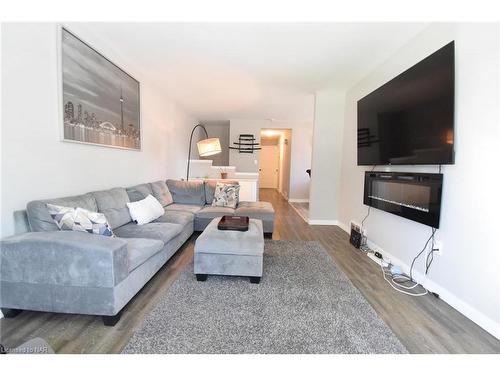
[165,179,275,234]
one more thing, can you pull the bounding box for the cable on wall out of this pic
[424,164,442,274]
[409,227,436,281]
[360,164,377,249]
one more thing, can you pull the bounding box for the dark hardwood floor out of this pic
[1,188,499,353]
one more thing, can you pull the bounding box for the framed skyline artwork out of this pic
[61,27,141,150]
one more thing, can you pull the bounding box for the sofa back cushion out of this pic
[151,180,173,207]
[26,193,97,232]
[204,180,239,204]
[91,188,132,229]
[166,180,205,206]
[126,183,153,203]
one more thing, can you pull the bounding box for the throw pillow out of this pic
[151,180,173,206]
[212,183,240,208]
[205,180,239,204]
[126,194,165,225]
[46,203,114,237]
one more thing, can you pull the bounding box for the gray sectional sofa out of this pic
[0,179,274,325]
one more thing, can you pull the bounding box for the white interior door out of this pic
[259,145,280,188]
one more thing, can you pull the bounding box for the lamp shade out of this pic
[197,137,221,157]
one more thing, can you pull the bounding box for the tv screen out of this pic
[357,41,455,165]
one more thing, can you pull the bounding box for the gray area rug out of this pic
[123,240,407,353]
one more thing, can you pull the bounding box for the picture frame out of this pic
[59,27,141,151]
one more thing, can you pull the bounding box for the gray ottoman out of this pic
[194,217,264,283]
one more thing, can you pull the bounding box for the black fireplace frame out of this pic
[363,171,443,228]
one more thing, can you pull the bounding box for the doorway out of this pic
[259,129,292,198]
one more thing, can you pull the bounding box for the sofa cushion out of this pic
[164,203,203,214]
[114,221,184,244]
[154,210,194,226]
[46,203,114,237]
[92,188,132,229]
[151,180,173,207]
[235,201,275,221]
[124,237,164,272]
[166,180,206,205]
[204,180,239,204]
[26,193,97,232]
[196,205,235,219]
[126,183,153,203]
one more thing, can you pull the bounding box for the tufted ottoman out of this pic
[194,217,264,283]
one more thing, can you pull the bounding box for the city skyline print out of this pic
[61,28,141,150]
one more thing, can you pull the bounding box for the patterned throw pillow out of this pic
[211,183,240,208]
[46,203,114,237]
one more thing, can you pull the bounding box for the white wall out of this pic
[229,119,312,200]
[1,23,196,237]
[337,23,500,338]
[309,90,345,223]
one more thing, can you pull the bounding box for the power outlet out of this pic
[350,221,361,232]
[433,241,443,256]
[427,240,443,258]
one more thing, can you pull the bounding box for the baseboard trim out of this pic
[308,219,339,225]
[289,201,308,223]
[288,198,309,203]
[336,221,350,233]
[337,221,500,340]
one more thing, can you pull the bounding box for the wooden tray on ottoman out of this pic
[217,215,249,231]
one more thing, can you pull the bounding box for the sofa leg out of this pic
[196,274,208,282]
[264,232,273,239]
[102,311,122,326]
[250,276,261,284]
[1,308,23,318]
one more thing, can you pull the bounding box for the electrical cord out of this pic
[391,274,421,290]
[372,228,438,297]
[409,227,436,281]
[425,229,438,274]
[364,165,437,296]
[380,262,428,297]
[360,164,377,248]
[425,250,438,274]
[425,164,442,274]
[361,206,371,228]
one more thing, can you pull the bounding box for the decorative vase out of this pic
[220,172,228,179]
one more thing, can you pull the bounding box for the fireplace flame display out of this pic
[367,195,430,213]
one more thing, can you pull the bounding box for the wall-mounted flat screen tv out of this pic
[357,41,455,165]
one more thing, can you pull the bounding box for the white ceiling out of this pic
[79,23,428,122]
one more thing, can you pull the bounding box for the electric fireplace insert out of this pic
[363,172,443,228]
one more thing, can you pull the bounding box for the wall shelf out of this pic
[229,134,261,153]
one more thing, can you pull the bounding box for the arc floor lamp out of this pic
[186,124,221,180]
